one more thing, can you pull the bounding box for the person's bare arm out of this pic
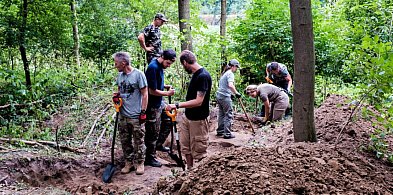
[228,82,239,95]
[285,74,292,91]
[137,33,154,52]
[148,88,175,97]
[141,87,148,110]
[166,91,205,110]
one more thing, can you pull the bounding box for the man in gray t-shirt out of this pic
[216,59,242,139]
[113,52,148,175]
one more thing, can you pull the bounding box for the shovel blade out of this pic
[168,153,185,170]
[102,163,116,183]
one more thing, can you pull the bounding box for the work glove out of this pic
[235,93,242,99]
[139,110,146,124]
[112,92,120,104]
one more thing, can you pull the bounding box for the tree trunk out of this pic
[178,0,193,51]
[220,0,227,73]
[289,0,317,142]
[19,0,31,90]
[70,0,80,66]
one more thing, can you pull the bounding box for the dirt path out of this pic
[1,95,392,194]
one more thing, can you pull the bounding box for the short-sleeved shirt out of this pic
[257,83,283,103]
[142,24,162,57]
[216,70,234,98]
[116,69,148,119]
[185,68,212,120]
[145,58,164,109]
[267,63,289,82]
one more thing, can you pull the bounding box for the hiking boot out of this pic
[121,161,134,174]
[223,134,235,139]
[156,145,170,152]
[216,132,224,137]
[136,163,144,175]
[145,156,162,167]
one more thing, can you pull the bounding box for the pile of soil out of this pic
[155,95,393,194]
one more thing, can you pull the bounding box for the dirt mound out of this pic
[155,94,393,194]
[156,144,393,194]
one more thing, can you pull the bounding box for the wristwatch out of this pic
[175,102,180,109]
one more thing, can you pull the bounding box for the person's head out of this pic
[267,62,280,74]
[153,13,168,27]
[228,59,240,72]
[160,49,176,69]
[179,50,197,74]
[245,84,258,98]
[113,52,131,72]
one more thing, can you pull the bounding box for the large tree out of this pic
[289,0,316,142]
[178,0,192,51]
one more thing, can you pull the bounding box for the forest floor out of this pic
[1,95,392,194]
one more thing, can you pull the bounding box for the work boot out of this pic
[121,161,134,174]
[216,131,224,137]
[156,145,170,152]
[135,163,144,175]
[223,134,235,139]
[145,155,162,167]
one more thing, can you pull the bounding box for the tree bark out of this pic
[178,0,193,51]
[70,0,80,66]
[289,0,317,142]
[19,0,31,90]
[220,0,227,73]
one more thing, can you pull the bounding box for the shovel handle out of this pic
[114,98,123,113]
[165,109,177,122]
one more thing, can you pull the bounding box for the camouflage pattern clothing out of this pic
[145,106,162,157]
[118,115,146,164]
[141,24,162,64]
[266,62,290,90]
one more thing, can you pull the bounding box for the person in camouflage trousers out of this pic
[138,13,168,65]
[113,51,148,175]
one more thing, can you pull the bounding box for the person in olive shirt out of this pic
[138,13,168,65]
[245,83,289,124]
[166,50,212,169]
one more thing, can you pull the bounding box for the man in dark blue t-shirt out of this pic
[166,50,212,169]
[144,49,176,167]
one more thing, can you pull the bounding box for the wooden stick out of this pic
[0,138,83,154]
[55,126,60,152]
[95,112,116,148]
[82,104,111,147]
[238,98,256,134]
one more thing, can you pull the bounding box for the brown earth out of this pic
[1,94,392,194]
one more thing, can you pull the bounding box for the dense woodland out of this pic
[0,0,392,161]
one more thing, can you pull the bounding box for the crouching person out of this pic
[113,52,148,175]
[245,83,289,124]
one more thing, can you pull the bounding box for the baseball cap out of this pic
[155,13,168,22]
[229,59,240,68]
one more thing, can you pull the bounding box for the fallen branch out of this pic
[0,138,83,154]
[95,112,116,148]
[0,175,8,183]
[82,104,111,147]
[334,87,375,145]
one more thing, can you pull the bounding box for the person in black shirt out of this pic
[166,50,212,168]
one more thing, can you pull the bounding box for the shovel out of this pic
[102,98,122,183]
[238,98,256,134]
[165,109,186,171]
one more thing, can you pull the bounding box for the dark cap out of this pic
[228,59,240,68]
[155,13,168,22]
[162,49,176,61]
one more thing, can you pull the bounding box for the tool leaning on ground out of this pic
[165,105,186,171]
[238,97,256,134]
[102,97,122,183]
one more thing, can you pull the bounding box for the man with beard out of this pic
[165,50,212,169]
[144,49,176,167]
